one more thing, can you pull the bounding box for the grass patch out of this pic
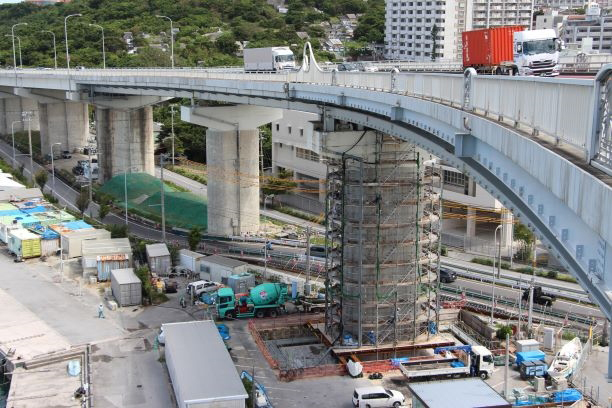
[169,166,207,185]
[272,205,324,225]
[163,180,189,192]
[471,257,510,270]
[471,258,578,284]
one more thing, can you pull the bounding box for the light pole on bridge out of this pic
[156,15,174,68]
[89,24,106,69]
[11,23,27,76]
[40,30,58,69]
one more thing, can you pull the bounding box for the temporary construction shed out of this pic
[81,238,132,281]
[8,228,41,259]
[199,255,248,284]
[0,215,38,243]
[178,249,206,275]
[163,321,247,408]
[146,243,171,275]
[111,268,142,307]
[29,226,60,256]
[59,228,111,259]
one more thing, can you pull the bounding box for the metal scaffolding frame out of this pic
[324,133,441,348]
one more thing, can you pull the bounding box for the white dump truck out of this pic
[243,47,296,72]
[399,345,495,381]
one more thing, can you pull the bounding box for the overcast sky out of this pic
[0,0,22,3]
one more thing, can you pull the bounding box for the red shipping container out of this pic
[462,26,525,68]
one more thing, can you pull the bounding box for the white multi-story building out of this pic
[384,0,533,60]
[537,0,612,9]
[560,3,612,52]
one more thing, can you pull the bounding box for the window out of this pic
[443,170,466,187]
[288,126,292,134]
[300,128,304,136]
[275,123,279,131]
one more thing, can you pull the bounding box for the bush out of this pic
[35,170,48,190]
[547,270,558,279]
[107,223,128,238]
[496,325,513,340]
[471,257,493,267]
[441,246,447,256]
[43,193,58,204]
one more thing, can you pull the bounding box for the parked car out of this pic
[61,150,72,159]
[438,267,457,283]
[352,386,405,408]
[337,63,359,72]
[164,280,178,294]
[72,166,84,176]
[356,62,379,72]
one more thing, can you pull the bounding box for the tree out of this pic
[261,170,297,196]
[76,189,90,215]
[98,203,110,220]
[35,170,47,191]
[430,24,439,61]
[188,227,202,251]
[108,224,128,238]
[514,222,535,261]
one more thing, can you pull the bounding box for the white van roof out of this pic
[354,386,387,395]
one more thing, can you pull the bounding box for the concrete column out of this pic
[0,97,39,134]
[96,106,154,182]
[38,102,89,154]
[500,208,513,247]
[207,129,260,236]
[466,206,477,237]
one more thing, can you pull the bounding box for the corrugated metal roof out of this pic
[146,243,170,258]
[179,248,206,259]
[9,228,41,241]
[82,238,132,257]
[0,203,18,211]
[110,268,140,285]
[408,378,511,408]
[163,321,247,403]
[0,188,43,201]
[202,255,247,269]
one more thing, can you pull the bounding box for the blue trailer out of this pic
[515,350,546,367]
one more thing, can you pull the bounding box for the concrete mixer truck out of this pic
[217,282,288,319]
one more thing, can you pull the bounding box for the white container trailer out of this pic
[179,249,206,275]
[243,47,295,71]
[111,268,142,307]
[199,255,248,284]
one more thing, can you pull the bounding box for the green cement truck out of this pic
[217,282,288,319]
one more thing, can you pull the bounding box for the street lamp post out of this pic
[156,15,174,68]
[64,13,82,95]
[11,22,27,76]
[89,24,105,69]
[10,120,22,168]
[160,154,166,243]
[170,105,176,166]
[51,142,61,198]
[40,30,57,69]
[22,111,34,182]
[491,224,503,323]
[5,35,23,69]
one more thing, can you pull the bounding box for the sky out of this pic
[0,0,22,3]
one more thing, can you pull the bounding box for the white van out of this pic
[352,386,404,408]
[186,280,219,297]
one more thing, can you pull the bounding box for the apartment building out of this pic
[384,0,533,60]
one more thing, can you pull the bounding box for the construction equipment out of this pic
[217,283,287,319]
[523,286,556,306]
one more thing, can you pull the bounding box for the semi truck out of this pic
[243,47,296,72]
[462,26,561,76]
[217,282,288,319]
[398,345,495,381]
[522,286,556,306]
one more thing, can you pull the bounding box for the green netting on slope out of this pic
[99,173,207,230]
[141,191,207,230]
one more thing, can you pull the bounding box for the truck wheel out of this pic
[512,67,519,76]
[495,67,503,75]
[226,311,236,320]
[479,371,488,380]
[256,310,265,318]
[269,309,278,318]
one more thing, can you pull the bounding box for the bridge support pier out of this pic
[38,102,89,154]
[181,104,283,236]
[95,106,154,182]
[0,97,39,134]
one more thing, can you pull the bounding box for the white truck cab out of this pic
[471,345,495,379]
[513,29,561,76]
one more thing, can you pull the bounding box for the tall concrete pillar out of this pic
[96,106,154,182]
[500,208,514,247]
[0,97,39,134]
[38,102,89,154]
[466,206,477,237]
[207,129,260,236]
[181,104,283,236]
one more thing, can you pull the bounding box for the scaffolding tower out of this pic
[324,133,441,348]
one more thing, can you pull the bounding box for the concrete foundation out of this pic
[501,209,513,247]
[466,207,477,237]
[0,97,39,134]
[206,129,260,236]
[96,106,154,182]
[38,102,89,154]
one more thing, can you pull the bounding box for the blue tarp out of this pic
[552,389,582,403]
[515,350,546,366]
[29,224,60,239]
[59,220,92,230]
[450,361,466,368]
[21,205,50,214]
[0,209,24,217]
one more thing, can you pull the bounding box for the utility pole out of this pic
[160,154,166,243]
[528,243,536,335]
[88,141,93,216]
[24,112,33,182]
[305,226,311,296]
[504,332,510,398]
[170,105,175,166]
